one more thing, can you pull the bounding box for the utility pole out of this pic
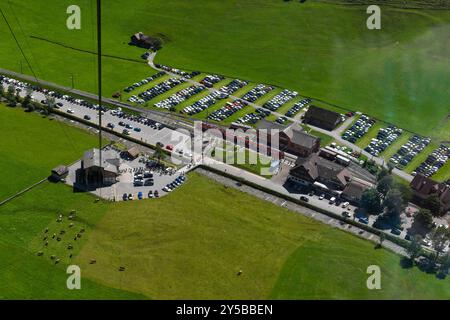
[70,73,74,89]
[97,0,103,168]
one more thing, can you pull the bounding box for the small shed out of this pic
[51,165,69,181]
[124,146,140,160]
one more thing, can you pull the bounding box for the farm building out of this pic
[79,149,120,187]
[304,106,342,131]
[130,32,162,50]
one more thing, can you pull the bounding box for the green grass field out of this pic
[1,0,449,141]
[0,105,103,199]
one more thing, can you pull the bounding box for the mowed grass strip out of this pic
[0,105,101,199]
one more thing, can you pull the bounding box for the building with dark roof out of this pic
[410,174,450,212]
[288,153,352,191]
[79,149,120,186]
[255,121,320,158]
[341,178,374,205]
[130,32,162,50]
[304,106,342,131]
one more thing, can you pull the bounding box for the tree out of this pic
[6,84,17,106]
[438,253,449,277]
[153,144,165,163]
[424,194,443,217]
[412,209,434,234]
[387,162,395,173]
[41,96,55,115]
[430,226,450,264]
[360,188,382,215]
[377,175,393,196]
[383,189,404,227]
[394,182,412,206]
[0,84,5,98]
[406,234,422,262]
[22,94,33,111]
[377,167,390,181]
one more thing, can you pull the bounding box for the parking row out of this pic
[154,85,205,110]
[207,100,248,122]
[241,84,274,102]
[219,79,248,95]
[199,74,225,88]
[412,144,449,177]
[235,108,271,125]
[285,98,311,117]
[182,91,225,115]
[132,77,186,103]
[263,89,298,111]
[364,125,403,157]
[123,71,166,93]
[154,64,201,79]
[390,135,431,168]
[342,114,375,143]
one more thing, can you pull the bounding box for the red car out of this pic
[165,144,173,151]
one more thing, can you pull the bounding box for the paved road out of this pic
[147,53,414,183]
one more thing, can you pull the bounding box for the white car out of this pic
[341,202,350,208]
[66,109,74,114]
[319,194,325,200]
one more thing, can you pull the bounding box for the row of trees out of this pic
[0,84,53,114]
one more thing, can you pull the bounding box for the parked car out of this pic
[358,217,369,224]
[319,194,325,200]
[390,228,401,236]
[138,192,143,200]
[300,196,309,202]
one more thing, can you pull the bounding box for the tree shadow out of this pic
[400,257,413,269]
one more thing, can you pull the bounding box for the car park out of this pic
[342,114,375,143]
[154,85,205,110]
[412,144,449,177]
[389,135,430,169]
[123,71,165,93]
[207,100,248,122]
[263,89,298,112]
[364,125,403,157]
[241,84,273,102]
[133,77,185,104]
[285,98,311,117]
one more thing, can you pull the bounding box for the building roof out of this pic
[289,129,319,149]
[126,146,140,158]
[410,174,440,195]
[82,149,120,174]
[256,119,285,132]
[51,165,68,176]
[292,153,350,185]
[342,180,371,200]
[304,106,341,126]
